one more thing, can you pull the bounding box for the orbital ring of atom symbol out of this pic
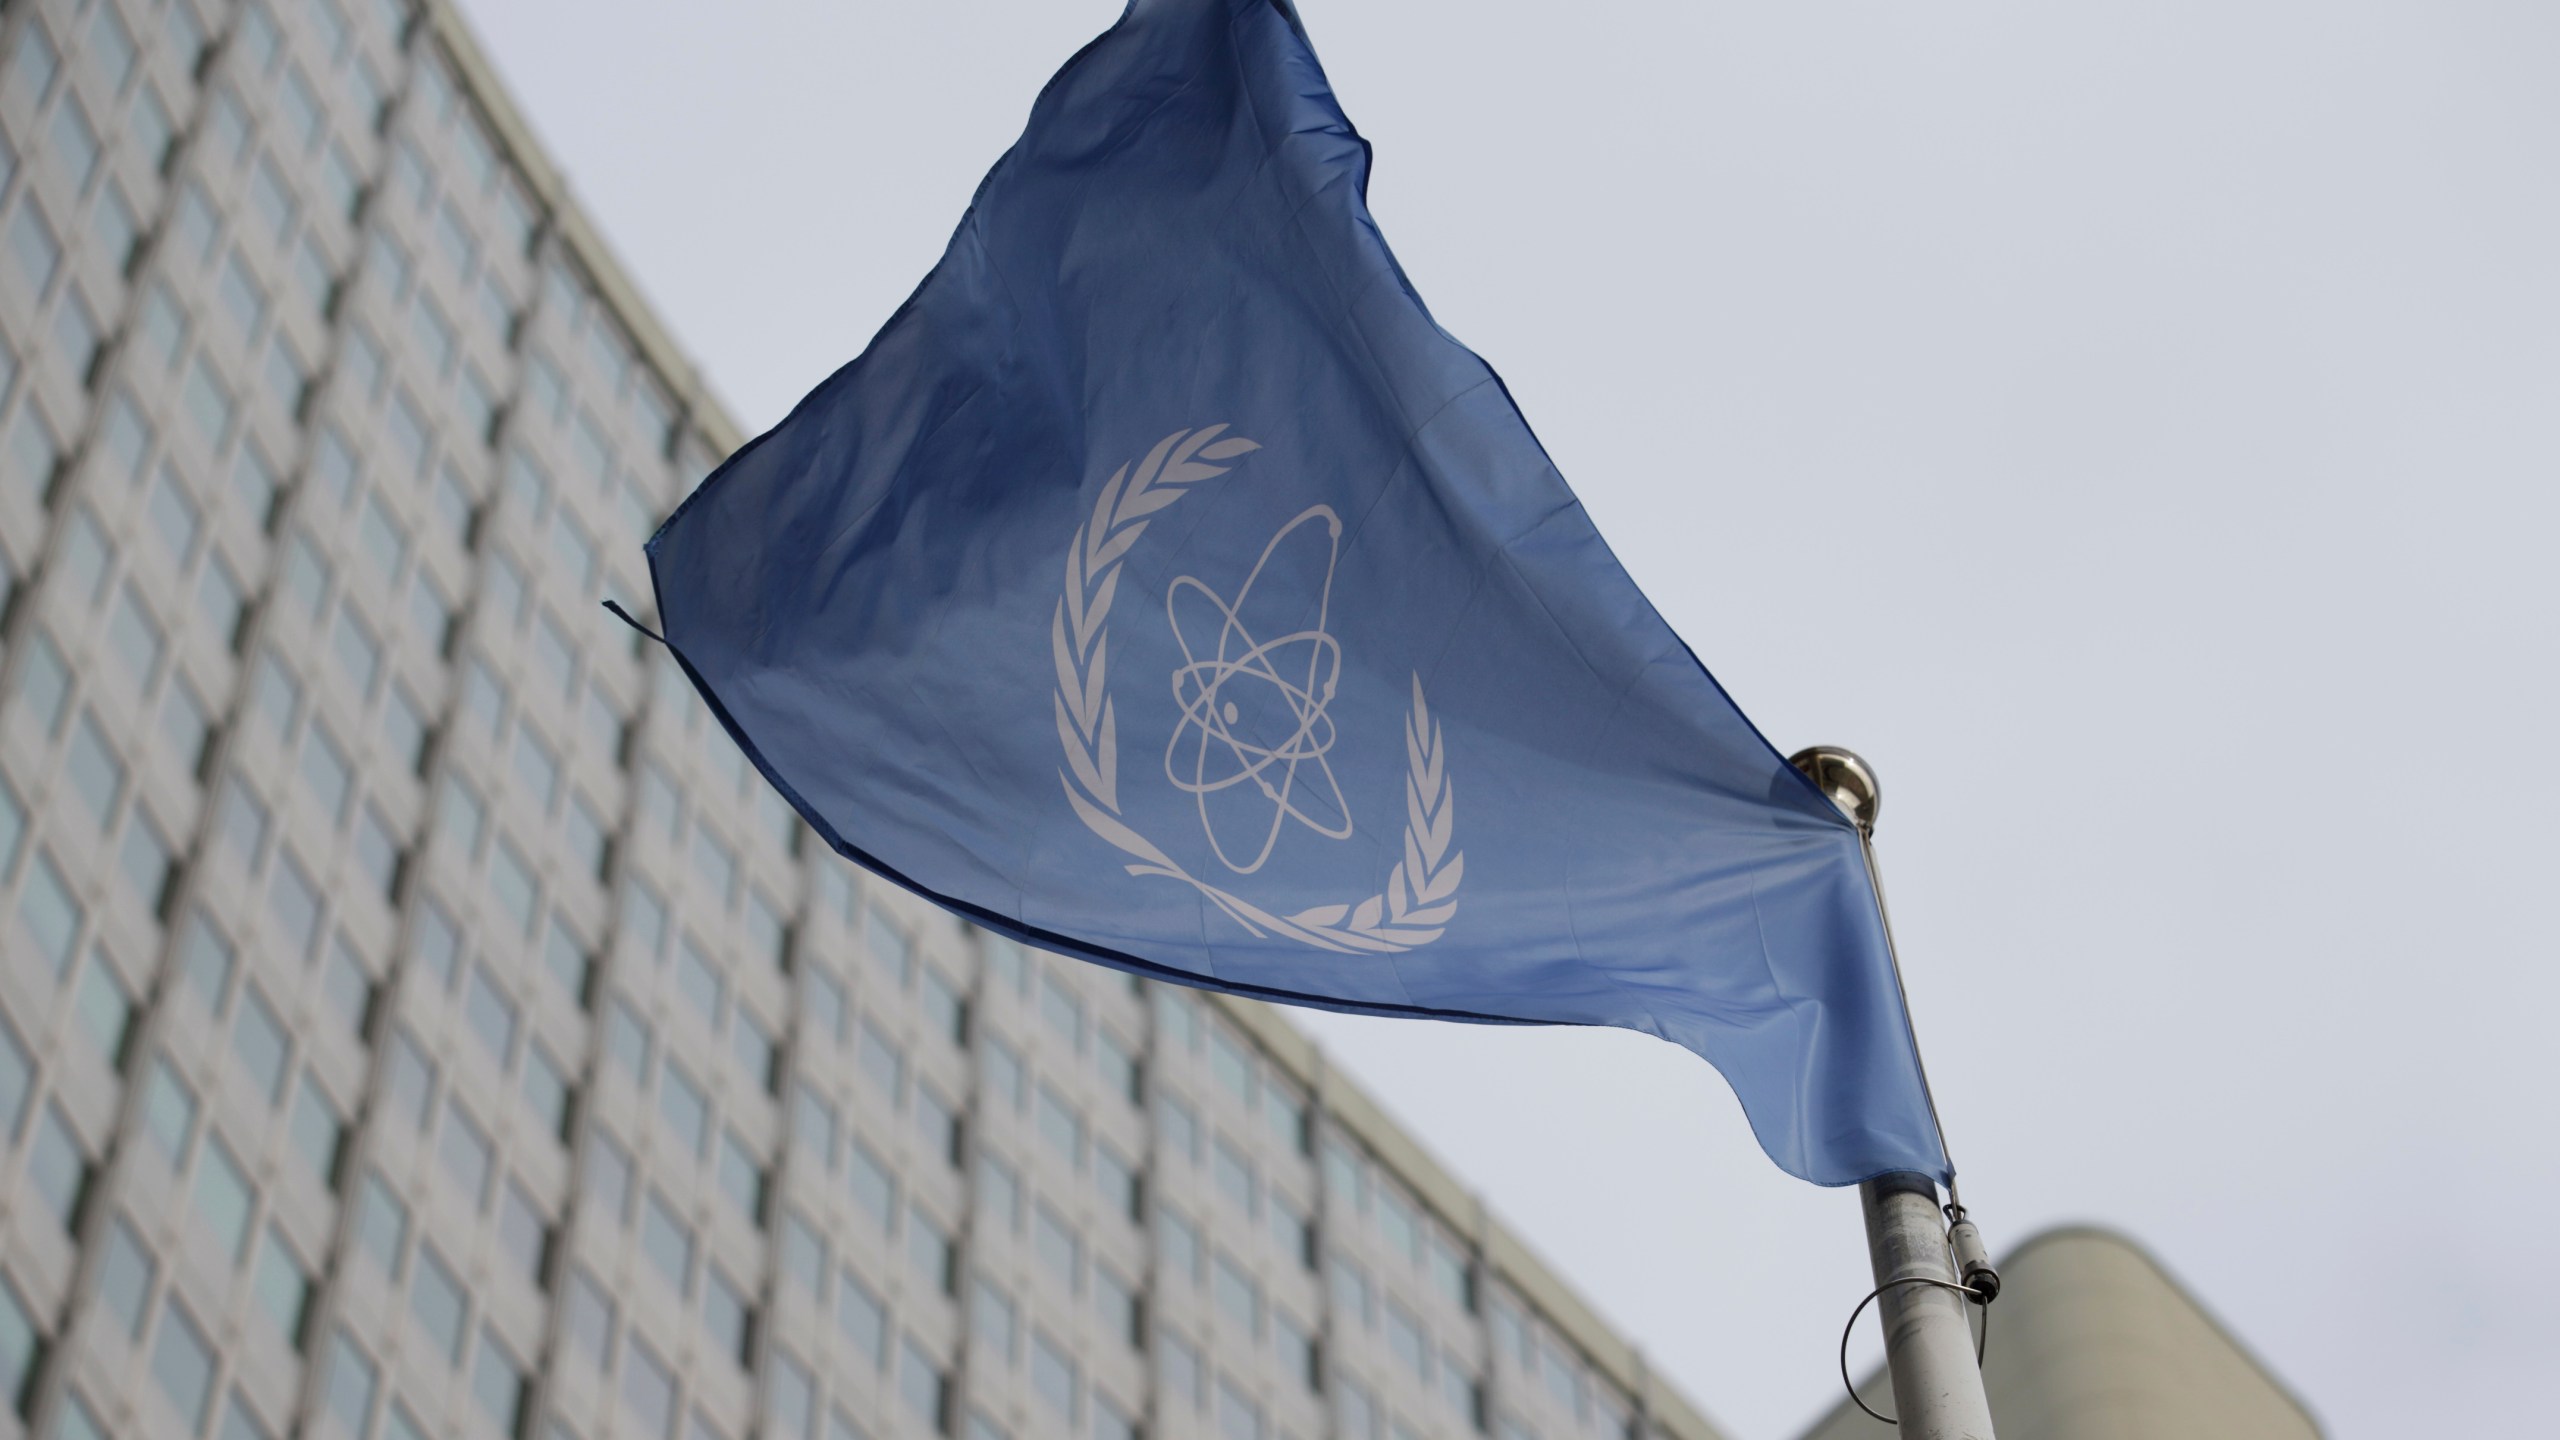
[1164,505,1353,874]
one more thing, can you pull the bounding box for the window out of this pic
[972,1277,1016,1360]
[866,908,911,983]
[1332,1256,1373,1326]
[77,962,135,1065]
[1035,1203,1080,1291]
[1387,1300,1430,1378]
[145,1059,198,1160]
[1214,1253,1261,1335]
[1276,1312,1318,1389]
[1094,1266,1141,1347]
[20,852,84,972]
[162,679,215,776]
[29,1103,89,1223]
[67,714,126,828]
[524,1043,573,1139]
[358,1171,408,1271]
[1218,1380,1263,1440]
[153,1299,218,1433]
[465,966,518,1061]
[1430,1235,1476,1312]
[1095,1143,1142,1222]
[291,1075,346,1187]
[1038,974,1082,1048]
[565,1267,615,1366]
[438,1100,493,1204]
[299,723,351,819]
[916,1084,962,1167]
[836,1270,886,1365]
[96,1216,157,1336]
[232,984,291,1102]
[1211,1028,1255,1102]
[794,1082,837,1164]
[1155,988,1199,1049]
[907,1205,955,1294]
[411,1243,468,1360]
[1096,1031,1141,1104]
[899,1340,949,1434]
[1160,1206,1201,1284]
[732,1010,777,1094]
[782,1209,826,1293]
[215,773,267,860]
[643,1191,694,1293]
[921,967,968,1045]
[500,1181,551,1278]
[325,1330,380,1435]
[1324,1140,1367,1210]
[850,1140,896,1228]
[473,1328,527,1436]
[1160,1330,1202,1410]
[701,1260,747,1363]
[1214,1139,1256,1215]
[1158,1095,1199,1162]
[858,1019,903,1098]
[1018,1078,1082,1169]
[661,1060,709,1154]
[769,1347,815,1438]
[623,1337,676,1439]
[1032,1331,1077,1418]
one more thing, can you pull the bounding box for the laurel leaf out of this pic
[1199,438,1259,460]
[1158,462,1223,487]
[1289,903,1350,927]
[1403,825,1427,898]
[1064,536,1088,639]
[1399,901,1457,927]
[1064,774,1173,860]
[1386,861,1412,920]
[1081,632,1109,732]
[1091,519,1149,574]
[1417,850,1463,902]
[1118,484,1187,520]
[1350,894,1385,932]
[1425,780,1455,863]
[1087,468,1128,568]
[1171,424,1226,466]
[1057,695,1113,811]
[1131,430,1184,496]
[1406,776,1429,850]
[1096,698,1118,809]
[1051,606,1087,736]
[1419,720,1445,796]
[1384,925,1447,945]
[1410,673,1431,741]
[1084,565,1122,647]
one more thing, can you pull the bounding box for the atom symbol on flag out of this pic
[1164,505,1354,875]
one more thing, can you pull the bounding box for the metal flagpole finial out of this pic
[1788,746,1880,836]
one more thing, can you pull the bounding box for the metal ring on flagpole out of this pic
[1837,1275,1992,1425]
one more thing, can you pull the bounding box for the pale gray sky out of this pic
[453,2,2558,1434]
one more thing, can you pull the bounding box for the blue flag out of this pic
[646,0,1946,1186]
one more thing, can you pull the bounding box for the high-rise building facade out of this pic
[0,5,1729,1440]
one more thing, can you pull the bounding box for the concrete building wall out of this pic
[0,3,1728,1440]
[1800,1227,2320,1440]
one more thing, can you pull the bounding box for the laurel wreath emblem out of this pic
[1053,426,1463,953]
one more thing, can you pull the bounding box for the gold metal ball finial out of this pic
[1787,745,1880,835]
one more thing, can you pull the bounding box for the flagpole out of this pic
[1790,747,1998,1440]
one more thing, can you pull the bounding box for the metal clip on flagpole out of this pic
[1790,747,1999,1440]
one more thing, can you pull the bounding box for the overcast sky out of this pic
[451,2,2557,1434]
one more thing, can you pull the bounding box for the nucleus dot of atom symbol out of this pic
[1163,505,1354,875]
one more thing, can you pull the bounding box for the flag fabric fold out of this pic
[646,0,1947,1186]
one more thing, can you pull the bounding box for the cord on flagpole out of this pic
[1790,748,2001,1437]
